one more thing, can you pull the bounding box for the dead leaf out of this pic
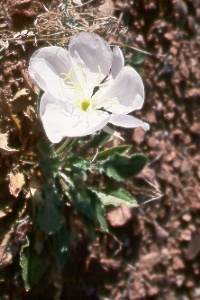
[0,39,9,51]
[8,172,25,198]
[0,210,7,218]
[0,91,21,132]
[0,231,12,268]
[0,133,18,152]
[72,0,82,5]
[21,69,40,94]
[26,178,43,204]
[12,88,29,101]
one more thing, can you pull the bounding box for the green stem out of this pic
[55,138,72,156]
[55,138,79,162]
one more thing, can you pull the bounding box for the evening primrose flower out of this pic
[28,32,149,143]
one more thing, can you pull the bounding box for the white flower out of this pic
[28,32,149,143]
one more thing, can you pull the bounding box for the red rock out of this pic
[186,88,200,99]
[133,127,145,145]
[190,123,200,135]
[185,280,194,288]
[107,205,132,227]
[182,214,192,222]
[173,256,185,270]
[179,229,192,241]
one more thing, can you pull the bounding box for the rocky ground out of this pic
[0,0,200,299]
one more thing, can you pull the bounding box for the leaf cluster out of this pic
[19,130,148,290]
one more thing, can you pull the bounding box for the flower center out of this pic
[81,99,91,112]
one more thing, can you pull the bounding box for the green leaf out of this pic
[79,131,111,153]
[38,185,64,235]
[40,157,60,179]
[20,235,47,291]
[53,222,70,269]
[37,142,52,158]
[70,157,90,171]
[81,217,96,241]
[74,170,87,181]
[65,157,90,181]
[89,131,111,148]
[37,89,44,117]
[20,237,30,290]
[93,187,138,208]
[55,138,73,156]
[133,51,146,65]
[76,189,96,222]
[58,171,74,201]
[104,153,148,181]
[58,171,74,189]
[95,201,108,231]
[96,145,131,160]
[76,188,108,231]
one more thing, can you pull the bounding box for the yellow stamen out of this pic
[81,100,91,112]
[60,65,111,113]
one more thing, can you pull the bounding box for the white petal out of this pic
[95,66,145,115]
[102,125,114,135]
[69,32,112,76]
[29,58,64,99]
[40,91,60,117]
[42,106,66,144]
[103,125,124,140]
[28,46,73,98]
[72,51,102,98]
[29,46,72,80]
[111,46,124,79]
[40,93,111,143]
[109,114,150,131]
